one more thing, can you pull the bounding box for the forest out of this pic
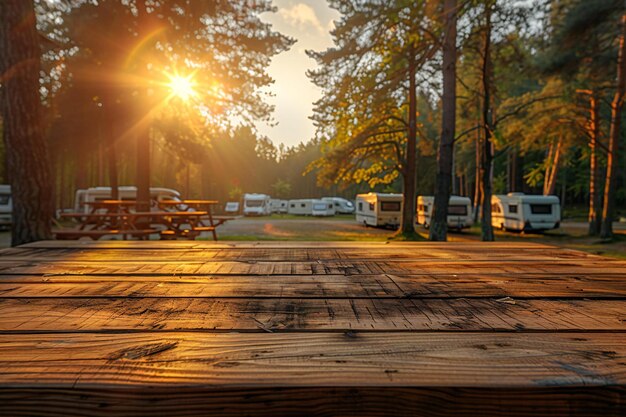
[0,0,625,245]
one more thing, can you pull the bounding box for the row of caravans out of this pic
[355,192,561,232]
[0,185,12,228]
[242,194,355,217]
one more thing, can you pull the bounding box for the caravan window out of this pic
[369,202,375,210]
[0,195,10,205]
[290,203,295,208]
[448,205,467,215]
[358,202,363,211]
[313,203,327,210]
[300,203,306,208]
[246,200,263,207]
[508,204,518,214]
[381,201,400,211]
[531,204,552,214]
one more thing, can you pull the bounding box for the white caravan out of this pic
[322,197,355,214]
[355,193,403,228]
[0,185,12,227]
[312,199,336,217]
[288,199,314,216]
[243,193,271,216]
[491,193,561,232]
[416,195,473,230]
[224,202,240,214]
[270,199,288,214]
[74,186,181,213]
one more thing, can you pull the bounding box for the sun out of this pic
[167,73,196,101]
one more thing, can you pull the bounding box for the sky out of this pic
[258,0,340,148]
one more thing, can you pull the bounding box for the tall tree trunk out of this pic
[473,122,481,222]
[600,13,626,239]
[103,93,119,201]
[0,0,53,245]
[136,131,151,210]
[135,0,152,212]
[587,93,601,236]
[480,1,495,241]
[543,137,562,196]
[400,58,418,236]
[429,0,457,241]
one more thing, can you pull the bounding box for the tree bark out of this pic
[399,57,418,235]
[480,1,495,242]
[429,0,457,241]
[587,93,601,235]
[0,0,54,245]
[543,137,562,196]
[135,0,152,212]
[473,123,481,222]
[600,13,626,239]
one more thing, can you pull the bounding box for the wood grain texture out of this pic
[1,386,624,417]
[1,297,623,332]
[0,332,625,387]
[0,240,624,416]
[1,273,625,298]
[0,246,604,262]
[0,259,624,276]
[17,240,555,249]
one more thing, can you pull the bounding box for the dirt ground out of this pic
[2,216,625,259]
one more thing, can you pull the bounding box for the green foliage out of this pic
[271,179,292,199]
[308,0,439,190]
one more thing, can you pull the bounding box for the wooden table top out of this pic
[0,240,624,416]
[158,199,219,205]
[60,211,209,218]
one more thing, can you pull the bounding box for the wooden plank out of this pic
[17,240,554,250]
[0,246,602,262]
[0,332,624,387]
[0,298,623,332]
[0,259,623,276]
[0,276,403,298]
[1,386,624,417]
[1,273,625,298]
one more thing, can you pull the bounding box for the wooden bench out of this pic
[54,228,158,241]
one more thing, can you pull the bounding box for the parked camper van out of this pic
[243,193,271,216]
[312,199,335,217]
[74,186,181,214]
[355,193,403,228]
[0,185,12,228]
[416,195,473,230]
[322,197,355,214]
[287,199,314,216]
[224,202,240,214]
[270,199,288,214]
[491,193,561,232]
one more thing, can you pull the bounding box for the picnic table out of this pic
[55,199,234,241]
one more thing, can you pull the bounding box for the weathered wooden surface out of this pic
[0,241,624,416]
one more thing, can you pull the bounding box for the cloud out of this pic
[277,3,325,34]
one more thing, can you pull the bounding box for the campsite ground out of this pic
[216,215,626,259]
[1,215,625,258]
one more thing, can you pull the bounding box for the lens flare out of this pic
[167,73,196,101]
